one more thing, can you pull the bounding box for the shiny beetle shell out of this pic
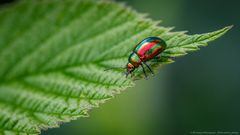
[126,37,166,78]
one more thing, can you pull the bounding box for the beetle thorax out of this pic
[128,52,141,67]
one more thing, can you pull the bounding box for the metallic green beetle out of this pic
[105,37,166,79]
[126,37,166,78]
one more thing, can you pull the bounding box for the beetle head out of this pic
[126,63,135,77]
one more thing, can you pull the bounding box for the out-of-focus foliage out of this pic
[0,0,231,134]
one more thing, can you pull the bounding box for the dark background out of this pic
[1,0,239,135]
[0,0,14,5]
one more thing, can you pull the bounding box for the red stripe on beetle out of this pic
[137,42,158,57]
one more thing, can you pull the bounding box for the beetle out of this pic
[126,37,166,78]
[105,37,166,79]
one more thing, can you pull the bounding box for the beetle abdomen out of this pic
[135,37,166,61]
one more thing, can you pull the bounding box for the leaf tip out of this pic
[219,25,233,35]
[222,25,233,34]
[226,25,234,29]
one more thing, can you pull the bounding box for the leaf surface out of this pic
[0,0,231,134]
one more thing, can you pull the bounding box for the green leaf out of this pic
[0,0,231,134]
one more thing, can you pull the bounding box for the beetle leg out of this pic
[152,56,161,62]
[143,62,154,75]
[152,56,170,62]
[153,56,176,60]
[155,56,161,59]
[131,72,134,77]
[140,64,148,79]
[125,72,129,78]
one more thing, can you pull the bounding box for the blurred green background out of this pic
[2,0,239,134]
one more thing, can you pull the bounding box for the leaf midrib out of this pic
[0,25,230,85]
[165,26,229,50]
